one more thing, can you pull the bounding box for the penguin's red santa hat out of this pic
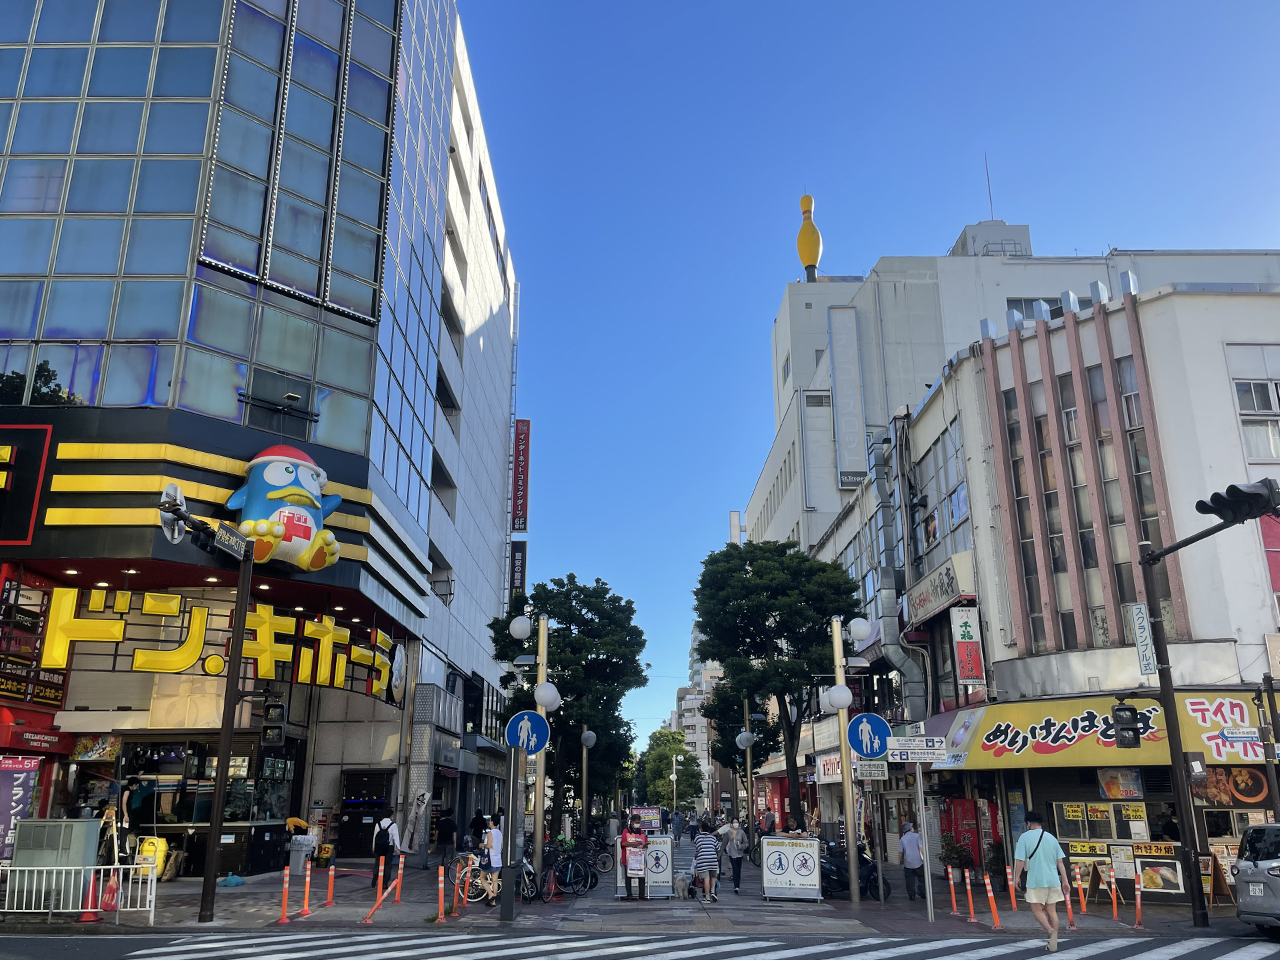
[245,445,328,488]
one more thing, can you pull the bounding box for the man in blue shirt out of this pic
[1012,811,1072,953]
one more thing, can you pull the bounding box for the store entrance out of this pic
[337,769,394,858]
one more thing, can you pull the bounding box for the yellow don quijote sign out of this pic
[931,693,1264,769]
[38,587,396,699]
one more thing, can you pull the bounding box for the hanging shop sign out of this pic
[1097,768,1144,800]
[71,734,121,761]
[0,568,65,709]
[0,756,40,863]
[951,607,985,687]
[509,539,527,595]
[36,588,400,703]
[511,419,530,533]
[905,551,975,626]
[927,691,1264,770]
[226,446,343,571]
[815,752,842,784]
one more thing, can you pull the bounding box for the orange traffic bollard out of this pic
[1074,863,1087,913]
[299,860,313,917]
[963,868,977,923]
[276,866,291,924]
[452,865,464,915]
[394,854,405,905]
[435,865,446,923]
[1109,867,1118,921]
[1065,880,1077,931]
[947,865,959,915]
[1134,877,1144,929]
[376,856,385,904]
[323,864,335,908]
[1006,865,1017,911]
[983,873,1003,931]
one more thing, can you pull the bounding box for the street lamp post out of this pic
[736,715,756,839]
[531,615,559,879]
[828,616,860,907]
[499,616,533,922]
[670,754,684,812]
[581,727,596,837]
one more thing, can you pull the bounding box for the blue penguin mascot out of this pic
[225,445,343,569]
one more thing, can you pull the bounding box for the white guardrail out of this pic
[0,864,156,924]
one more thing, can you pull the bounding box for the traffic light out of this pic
[1195,479,1280,524]
[261,700,285,746]
[1113,703,1141,749]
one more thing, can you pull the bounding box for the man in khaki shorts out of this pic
[1012,811,1072,953]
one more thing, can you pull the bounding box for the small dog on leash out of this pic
[673,872,690,900]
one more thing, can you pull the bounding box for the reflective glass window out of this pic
[257,305,316,375]
[290,34,338,99]
[35,0,98,42]
[273,192,324,260]
[355,0,394,29]
[327,270,373,316]
[0,343,32,403]
[162,0,224,42]
[0,49,26,99]
[266,247,318,295]
[134,159,201,212]
[284,86,333,150]
[336,165,381,226]
[102,343,175,405]
[55,218,126,275]
[346,63,390,125]
[66,159,134,212]
[245,366,310,438]
[98,0,162,42]
[202,223,259,273]
[0,159,67,213]
[231,2,284,69]
[1,0,37,44]
[250,0,286,17]
[12,102,79,154]
[24,47,89,98]
[31,343,102,405]
[143,102,208,154]
[215,108,272,178]
[88,48,153,98]
[153,48,215,97]
[177,347,247,421]
[0,281,43,337]
[350,16,392,76]
[332,217,377,280]
[188,283,254,357]
[77,102,143,154]
[278,136,329,203]
[113,279,184,337]
[313,386,369,453]
[225,54,279,122]
[124,218,193,274]
[318,326,371,393]
[0,220,55,275]
[43,280,114,338]
[341,113,385,173]
[208,164,265,235]
[296,0,342,48]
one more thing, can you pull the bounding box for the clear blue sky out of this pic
[457,1,1280,750]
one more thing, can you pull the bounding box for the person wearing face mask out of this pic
[721,818,749,894]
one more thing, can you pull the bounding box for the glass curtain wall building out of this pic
[0,0,453,530]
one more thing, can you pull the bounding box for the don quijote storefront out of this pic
[922,689,1270,903]
[0,408,417,876]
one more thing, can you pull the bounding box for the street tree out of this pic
[490,574,647,832]
[639,729,703,808]
[693,540,860,822]
[700,683,780,816]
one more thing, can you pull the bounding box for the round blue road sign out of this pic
[847,712,892,760]
[505,710,551,755]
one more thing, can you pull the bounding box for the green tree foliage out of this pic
[700,684,780,813]
[490,574,648,831]
[637,729,703,807]
[694,540,860,821]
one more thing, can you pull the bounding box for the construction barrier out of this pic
[963,868,977,923]
[4,864,155,926]
[983,873,1003,931]
[299,861,312,917]
[1005,865,1017,911]
[323,865,335,908]
[947,866,959,916]
[276,866,290,924]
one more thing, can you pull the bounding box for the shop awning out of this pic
[923,689,1265,770]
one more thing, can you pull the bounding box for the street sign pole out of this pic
[500,744,520,921]
[831,617,859,907]
[916,761,934,923]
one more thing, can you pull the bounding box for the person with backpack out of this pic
[371,813,401,888]
[1012,810,1072,953]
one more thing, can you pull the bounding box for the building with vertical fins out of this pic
[0,0,519,878]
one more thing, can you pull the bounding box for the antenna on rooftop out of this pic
[984,153,994,221]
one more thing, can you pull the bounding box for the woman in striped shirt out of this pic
[693,822,720,903]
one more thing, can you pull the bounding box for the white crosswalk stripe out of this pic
[122,933,1280,960]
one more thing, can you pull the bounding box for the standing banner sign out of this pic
[615,834,672,898]
[0,757,40,863]
[511,419,530,532]
[760,836,822,901]
[951,607,985,686]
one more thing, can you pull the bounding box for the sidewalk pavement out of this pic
[0,857,1262,939]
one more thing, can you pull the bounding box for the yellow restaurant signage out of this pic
[931,692,1263,770]
[38,587,395,699]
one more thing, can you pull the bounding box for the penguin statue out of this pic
[225,445,343,570]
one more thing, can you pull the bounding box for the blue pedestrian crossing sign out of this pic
[505,710,550,755]
[848,713,892,760]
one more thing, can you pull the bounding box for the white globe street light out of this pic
[826,683,854,711]
[819,689,834,715]
[669,773,678,782]
[735,730,756,751]
[509,615,532,640]
[534,681,561,711]
[581,730,597,748]
[847,617,871,643]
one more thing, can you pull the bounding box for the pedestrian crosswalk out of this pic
[125,932,1280,960]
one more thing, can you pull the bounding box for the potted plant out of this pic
[938,834,974,881]
[986,842,1007,891]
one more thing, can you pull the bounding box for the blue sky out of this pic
[457,1,1280,749]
